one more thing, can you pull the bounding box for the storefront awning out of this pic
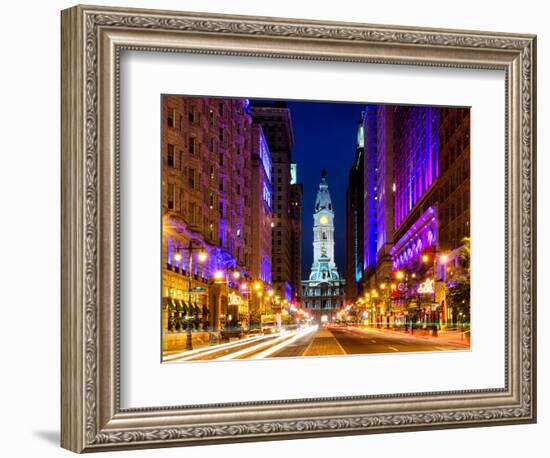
[163,297,177,310]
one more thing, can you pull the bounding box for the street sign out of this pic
[191,287,206,293]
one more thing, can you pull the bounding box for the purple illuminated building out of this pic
[345,103,470,327]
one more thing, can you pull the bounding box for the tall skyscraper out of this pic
[289,162,303,302]
[250,102,301,301]
[345,104,470,328]
[345,112,365,303]
[301,170,345,320]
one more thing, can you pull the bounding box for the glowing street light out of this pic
[197,251,208,263]
[240,282,249,291]
[440,254,449,264]
[396,270,405,280]
[253,281,262,291]
[422,254,429,263]
[173,253,182,262]
[232,270,241,280]
[214,270,225,281]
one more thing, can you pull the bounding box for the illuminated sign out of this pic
[417,278,435,294]
[228,291,243,306]
[260,136,271,182]
[319,215,328,225]
[262,182,271,209]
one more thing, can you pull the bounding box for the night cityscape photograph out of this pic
[161,96,471,362]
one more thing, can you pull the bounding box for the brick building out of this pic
[162,96,272,346]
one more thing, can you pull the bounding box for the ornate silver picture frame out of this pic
[61,4,536,453]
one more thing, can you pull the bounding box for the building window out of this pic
[167,144,175,167]
[188,168,195,190]
[188,107,195,123]
[219,128,224,141]
[167,108,175,128]
[167,183,174,210]
[189,136,196,155]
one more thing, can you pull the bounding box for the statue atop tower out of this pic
[301,169,345,319]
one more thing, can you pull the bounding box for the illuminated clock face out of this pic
[319,215,328,225]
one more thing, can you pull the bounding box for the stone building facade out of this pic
[162,96,272,346]
[250,124,273,312]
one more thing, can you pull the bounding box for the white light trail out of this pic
[216,329,298,360]
[252,325,318,359]
[164,333,273,362]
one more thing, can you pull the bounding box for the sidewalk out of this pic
[352,325,470,347]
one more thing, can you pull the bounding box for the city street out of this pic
[164,325,469,362]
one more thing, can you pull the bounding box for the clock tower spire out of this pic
[309,170,339,281]
[301,169,345,320]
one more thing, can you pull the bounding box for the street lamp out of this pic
[174,240,208,351]
[422,249,449,329]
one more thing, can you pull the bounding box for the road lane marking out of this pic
[388,346,399,352]
[330,331,348,354]
[303,337,315,356]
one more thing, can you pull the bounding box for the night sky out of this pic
[253,100,366,277]
[288,101,365,277]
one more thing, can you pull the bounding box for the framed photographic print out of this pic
[61,4,537,453]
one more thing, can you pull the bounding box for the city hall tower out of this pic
[301,169,345,320]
